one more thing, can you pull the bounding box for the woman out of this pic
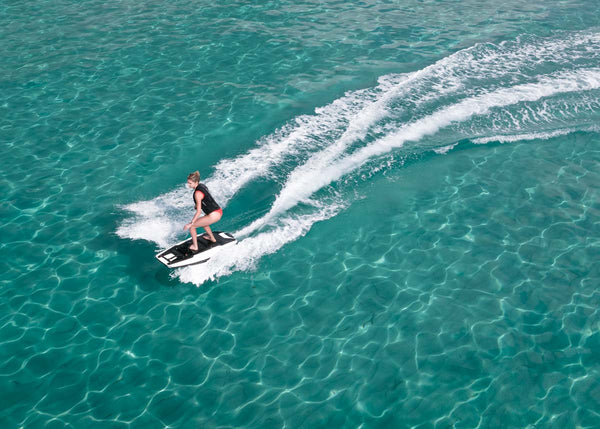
[183,171,223,252]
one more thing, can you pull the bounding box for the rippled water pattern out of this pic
[1,0,600,427]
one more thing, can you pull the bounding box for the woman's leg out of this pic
[189,226,199,250]
[202,225,216,242]
[189,211,222,251]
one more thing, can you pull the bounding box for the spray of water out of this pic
[116,31,600,285]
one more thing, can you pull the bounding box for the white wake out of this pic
[116,31,600,285]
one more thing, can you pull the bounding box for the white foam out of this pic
[149,31,600,218]
[114,31,600,285]
[433,144,458,154]
[238,67,600,238]
[473,125,600,144]
[205,73,408,205]
[116,186,190,248]
[117,74,406,247]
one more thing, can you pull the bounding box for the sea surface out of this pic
[1,0,600,427]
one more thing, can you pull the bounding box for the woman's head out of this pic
[187,171,200,188]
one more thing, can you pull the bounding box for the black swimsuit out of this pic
[193,183,221,215]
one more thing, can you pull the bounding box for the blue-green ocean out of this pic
[2,0,600,427]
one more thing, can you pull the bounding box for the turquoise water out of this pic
[2,0,600,427]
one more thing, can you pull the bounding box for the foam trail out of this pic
[237,67,600,237]
[472,124,600,144]
[433,143,458,154]
[265,30,600,190]
[206,74,408,204]
[117,31,600,248]
[115,31,600,284]
[201,31,600,204]
[117,74,408,247]
[116,186,190,248]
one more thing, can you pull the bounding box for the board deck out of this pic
[156,231,236,268]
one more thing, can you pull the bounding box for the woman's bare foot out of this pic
[189,245,199,252]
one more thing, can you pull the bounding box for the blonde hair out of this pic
[187,171,200,183]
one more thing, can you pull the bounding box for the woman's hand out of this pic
[183,223,192,231]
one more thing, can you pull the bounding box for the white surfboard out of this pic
[156,231,236,268]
